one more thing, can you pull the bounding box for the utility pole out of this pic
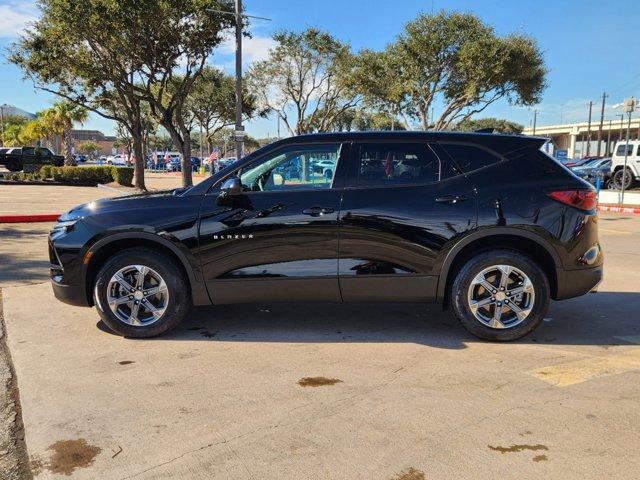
[596,92,607,156]
[606,119,612,156]
[586,101,593,156]
[532,109,538,135]
[277,115,281,140]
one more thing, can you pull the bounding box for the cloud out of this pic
[0,1,39,38]
[218,34,276,66]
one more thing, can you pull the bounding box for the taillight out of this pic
[547,189,597,211]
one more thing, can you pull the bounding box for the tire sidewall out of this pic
[93,249,190,338]
[451,250,550,341]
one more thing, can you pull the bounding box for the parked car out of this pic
[0,146,64,172]
[48,131,602,341]
[572,158,612,188]
[610,140,640,190]
[107,154,130,166]
[74,154,88,163]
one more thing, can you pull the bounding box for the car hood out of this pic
[59,189,186,221]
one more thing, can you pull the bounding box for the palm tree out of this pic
[40,102,88,165]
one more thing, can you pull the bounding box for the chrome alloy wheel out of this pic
[467,264,535,329]
[104,265,169,326]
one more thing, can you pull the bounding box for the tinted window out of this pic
[22,147,34,155]
[238,144,340,192]
[439,143,501,173]
[616,144,634,156]
[354,143,450,187]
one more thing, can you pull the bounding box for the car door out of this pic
[197,142,348,304]
[338,141,477,302]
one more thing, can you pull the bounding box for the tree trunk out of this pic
[63,129,74,165]
[179,131,193,188]
[132,130,146,191]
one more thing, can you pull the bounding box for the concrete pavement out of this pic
[1,213,639,479]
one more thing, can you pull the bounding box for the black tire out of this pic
[5,159,22,172]
[93,247,191,338]
[613,168,634,191]
[450,249,550,341]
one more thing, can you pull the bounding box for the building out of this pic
[70,129,117,156]
[523,119,640,159]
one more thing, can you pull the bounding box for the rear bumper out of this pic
[555,265,603,300]
[51,278,90,307]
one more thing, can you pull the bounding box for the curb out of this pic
[0,214,60,223]
[598,204,640,215]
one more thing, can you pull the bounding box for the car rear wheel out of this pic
[5,159,22,172]
[450,249,550,341]
[93,248,191,338]
[613,168,635,190]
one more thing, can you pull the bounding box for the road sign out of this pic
[555,149,568,161]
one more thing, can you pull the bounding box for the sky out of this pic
[1,0,639,138]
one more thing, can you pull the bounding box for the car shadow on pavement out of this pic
[96,291,640,349]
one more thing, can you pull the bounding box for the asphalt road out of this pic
[0,213,639,479]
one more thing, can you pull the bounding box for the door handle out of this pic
[435,194,468,204]
[302,206,335,216]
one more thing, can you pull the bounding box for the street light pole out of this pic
[234,0,244,159]
[532,109,537,135]
[620,98,636,204]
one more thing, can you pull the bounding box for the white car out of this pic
[107,154,129,166]
[611,140,640,190]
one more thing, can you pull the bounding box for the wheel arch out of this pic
[437,229,561,304]
[83,232,209,307]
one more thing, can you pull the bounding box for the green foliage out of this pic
[456,117,524,134]
[32,165,133,185]
[77,140,100,156]
[10,0,235,189]
[348,11,546,130]
[110,167,134,186]
[247,28,359,135]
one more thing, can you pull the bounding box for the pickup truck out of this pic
[0,146,64,172]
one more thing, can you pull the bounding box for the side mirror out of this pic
[220,177,243,196]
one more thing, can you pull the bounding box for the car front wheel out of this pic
[450,249,550,341]
[93,248,191,337]
[613,168,635,190]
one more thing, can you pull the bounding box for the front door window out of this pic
[237,144,341,192]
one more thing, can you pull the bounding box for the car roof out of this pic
[271,131,547,155]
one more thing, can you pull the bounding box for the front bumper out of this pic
[555,265,603,300]
[51,276,90,306]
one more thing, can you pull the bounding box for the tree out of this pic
[456,117,523,134]
[247,28,359,135]
[349,11,546,130]
[186,66,261,153]
[39,102,88,165]
[10,0,234,188]
[1,115,28,146]
[77,140,101,158]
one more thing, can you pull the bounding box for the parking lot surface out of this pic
[1,213,639,479]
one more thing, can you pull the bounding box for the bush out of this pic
[110,166,134,186]
[36,165,128,185]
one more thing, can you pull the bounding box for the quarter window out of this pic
[615,144,634,156]
[353,143,450,187]
[237,144,340,192]
[438,143,501,173]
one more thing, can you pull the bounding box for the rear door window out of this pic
[615,144,634,156]
[438,143,502,174]
[351,143,454,187]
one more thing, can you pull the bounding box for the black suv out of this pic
[49,132,602,341]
